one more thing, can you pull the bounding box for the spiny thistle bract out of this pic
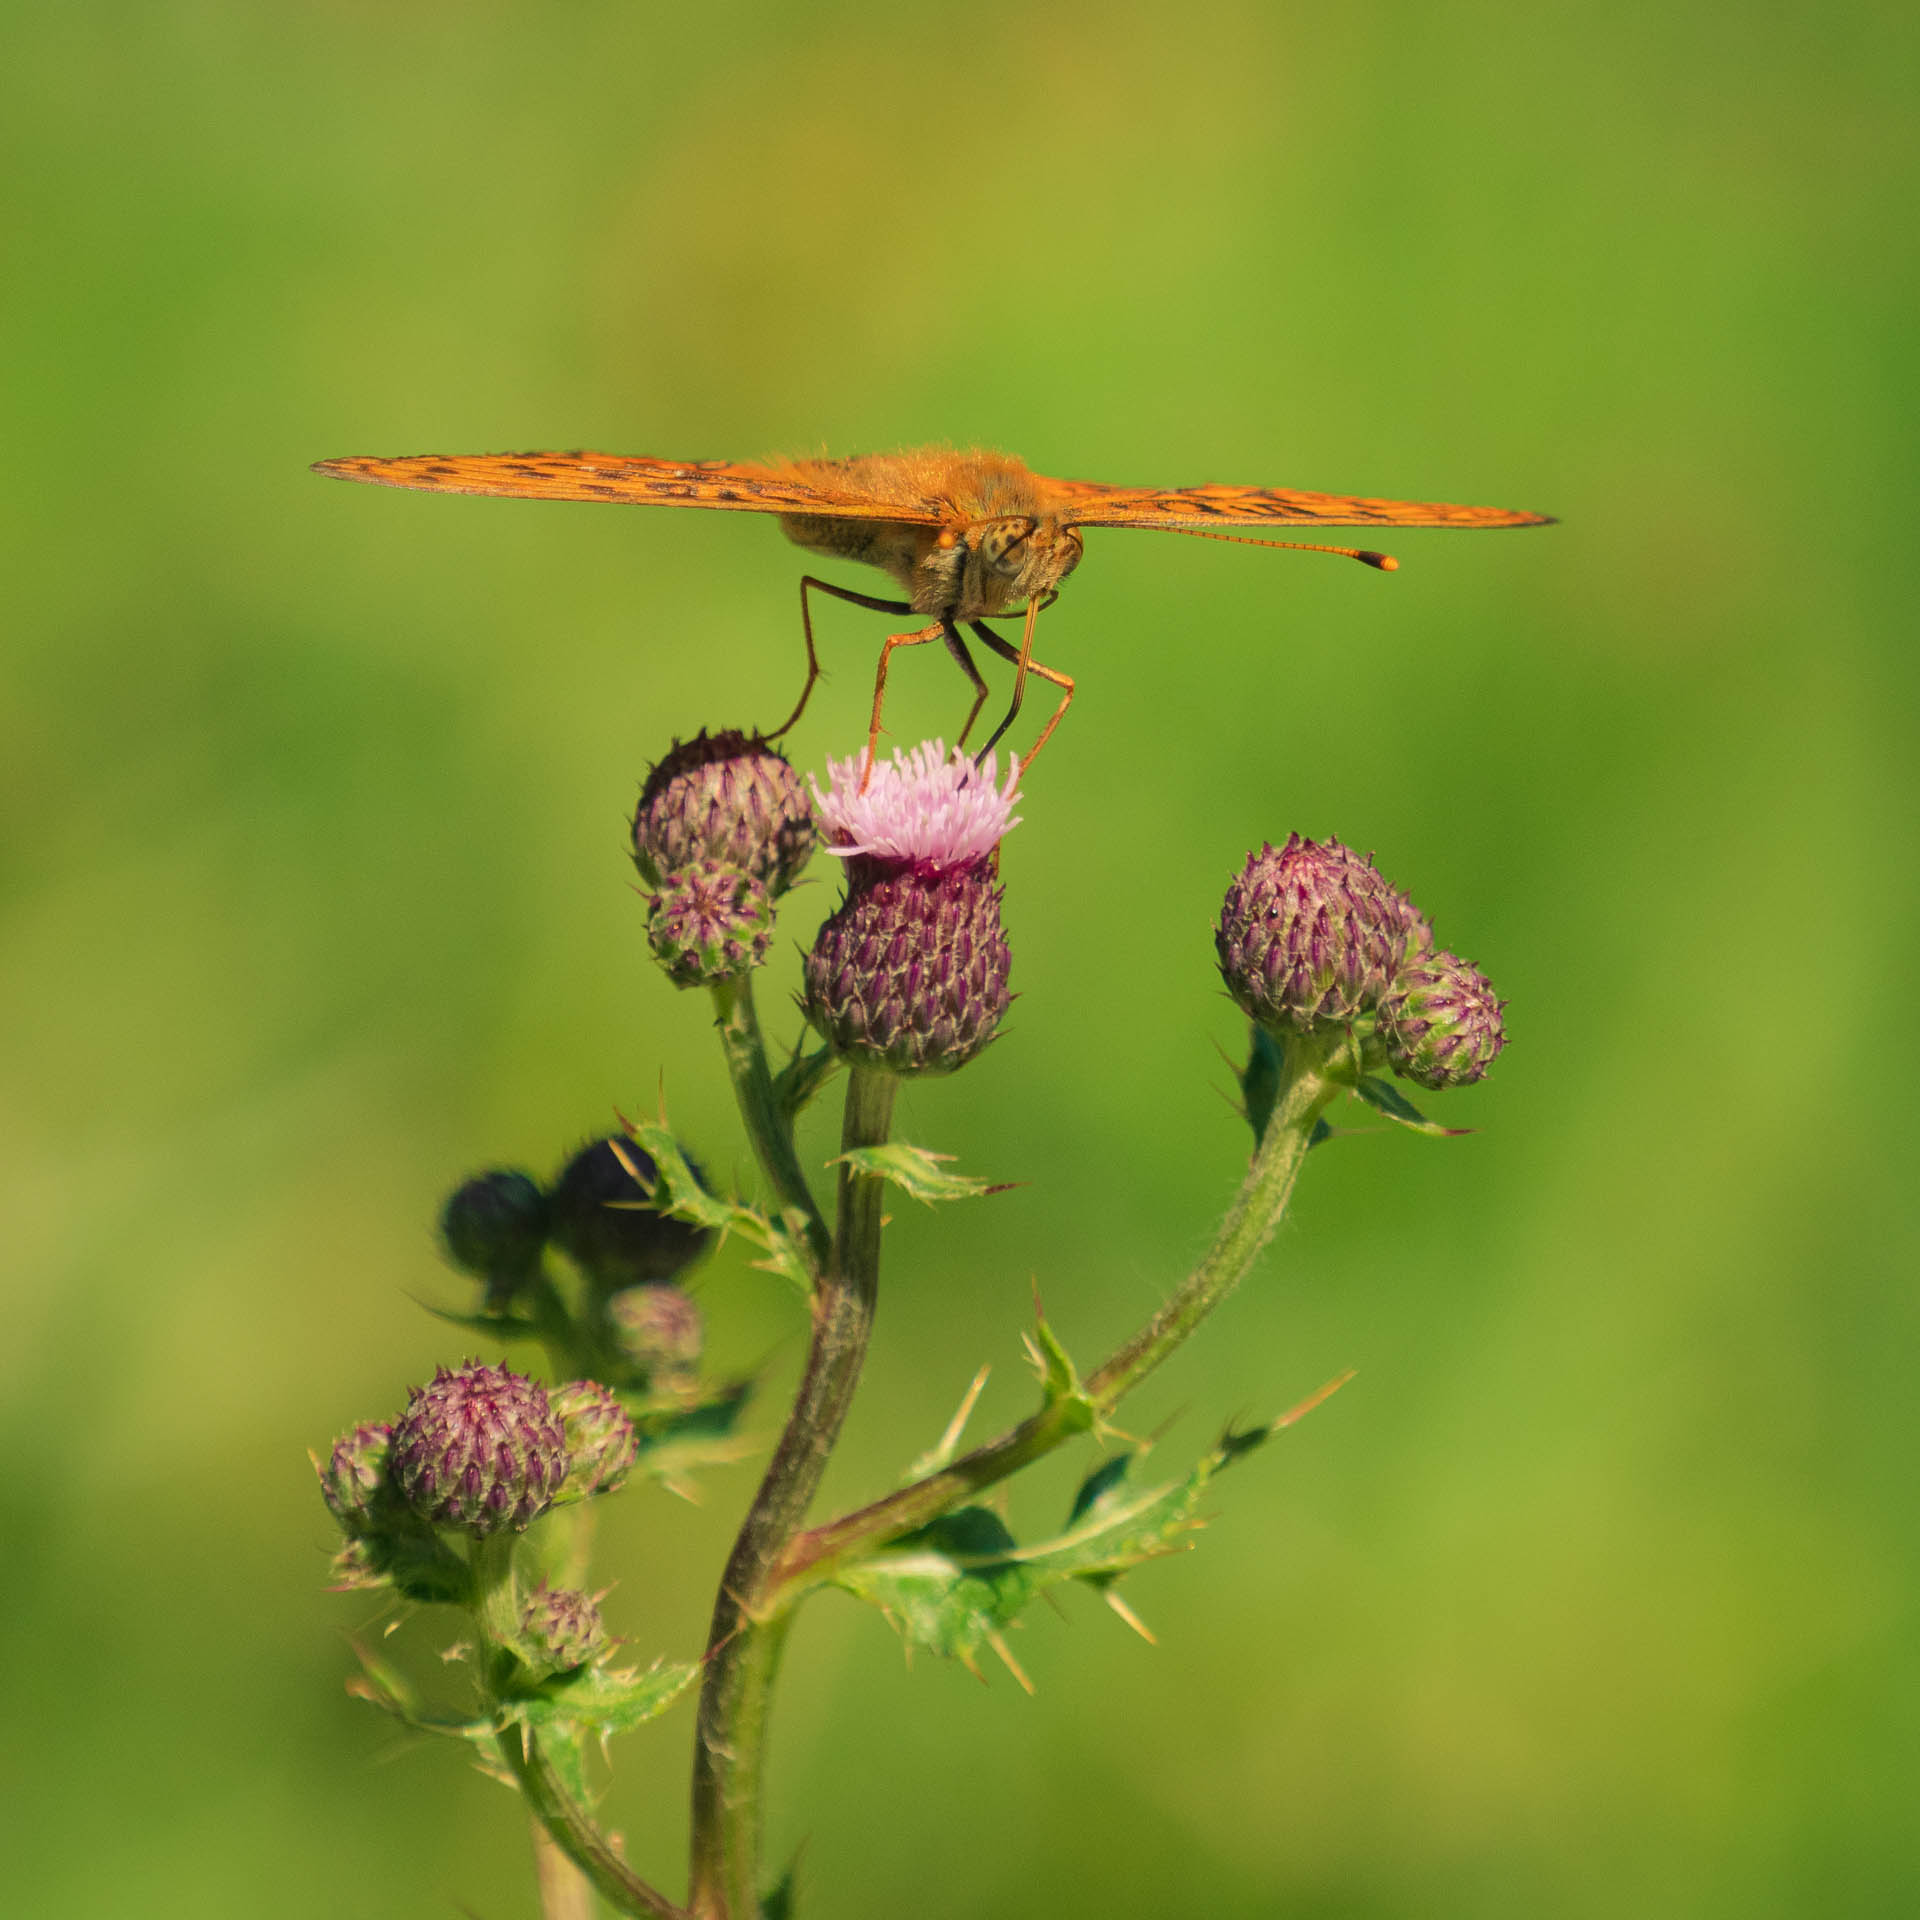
[1215,834,1422,1034]
[802,742,1018,1076]
[1379,949,1508,1088]
[548,1136,713,1291]
[631,729,816,896]
[646,861,774,985]
[316,1422,393,1532]
[520,1580,610,1673]
[390,1361,569,1536]
[547,1379,640,1498]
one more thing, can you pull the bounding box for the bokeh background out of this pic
[5,3,1915,1915]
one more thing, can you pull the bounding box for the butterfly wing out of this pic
[310,451,948,523]
[1050,477,1553,532]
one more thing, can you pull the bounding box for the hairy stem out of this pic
[773,1034,1336,1594]
[710,975,831,1270]
[688,1064,898,1920]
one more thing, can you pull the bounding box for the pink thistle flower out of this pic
[810,741,1021,873]
[803,740,1019,1076]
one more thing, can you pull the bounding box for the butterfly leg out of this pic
[863,620,948,785]
[968,620,1077,771]
[766,575,915,740]
[942,619,993,750]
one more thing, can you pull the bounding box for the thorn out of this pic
[1275,1368,1357,1430]
[987,1629,1036,1695]
[1030,1277,1047,1323]
[958,1647,987,1685]
[1104,1589,1158,1644]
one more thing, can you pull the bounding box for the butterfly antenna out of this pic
[1163,527,1399,571]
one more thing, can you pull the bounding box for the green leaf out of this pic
[500,1657,701,1747]
[1307,1116,1335,1150]
[1241,1023,1285,1143]
[420,1302,545,1340]
[835,1380,1351,1681]
[614,1123,812,1293]
[1353,1076,1472,1138]
[761,1861,800,1920]
[830,1141,1009,1205]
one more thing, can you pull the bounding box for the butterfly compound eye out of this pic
[976,517,1037,571]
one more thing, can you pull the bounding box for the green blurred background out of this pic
[5,3,1915,1914]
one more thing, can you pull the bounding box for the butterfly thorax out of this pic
[770,449,1083,619]
[778,512,1083,619]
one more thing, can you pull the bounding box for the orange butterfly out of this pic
[312,446,1552,767]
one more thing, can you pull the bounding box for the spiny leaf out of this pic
[499,1657,701,1747]
[831,1141,1010,1205]
[614,1123,812,1293]
[420,1303,546,1340]
[1353,1076,1472,1137]
[834,1381,1351,1678]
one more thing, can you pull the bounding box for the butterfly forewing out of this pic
[309,451,949,522]
[1050,479,1553,533]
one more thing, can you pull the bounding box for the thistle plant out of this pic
[314,730,1508,1919]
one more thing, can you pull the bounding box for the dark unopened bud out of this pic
[802,742,1020,1077]
[1380,950,1508,1089]
[520,1580,610,1672]
[439,1170,548,1305]
[1215,835,1418,1033]
[609,1284,704,1378]
[390,1361,568,1536]
[316,1422,394,1532]
[549,1137,712,1291]
[646,862,773,986]
[632,730,816,896]
[548,1379,639,1498]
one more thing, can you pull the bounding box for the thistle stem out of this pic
[688,1064,898,1920]
[772,1033,1336,1593]
[709,975,831,1270]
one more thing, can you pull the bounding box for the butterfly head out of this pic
[966,516,1083,612]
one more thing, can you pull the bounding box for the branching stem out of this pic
[688,1061,898,1919]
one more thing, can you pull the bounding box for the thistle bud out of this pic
[645,862,773,986]
[802,741,1019,1077]
[1215,834,1418,1034]
[609,1284,704,1379]
[439,1170,548,1306]
[390,1361,568,1536]
[548,1379,639,1498]
[1379,950,1508,1089]
[520,1580,610,1672]
[549,1136,712,1291]
[316,1421,394,1533]
[632,729,816,896]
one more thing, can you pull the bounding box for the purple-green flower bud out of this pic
[609,1284,704,1378]
[802,742,1020,1077]
[804,863,1012,1075]
[632,729,816,896]
[520,1579,610,1672]
[390,1361,568,1536]
[1379,950,1508,1089]
[439,1170,548,1303]
[548,1379,639,1498]
[316,1422,393,1532]
[646,862,773,986]
[549,1136,712,1291]
[1215,834,1419,1034]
